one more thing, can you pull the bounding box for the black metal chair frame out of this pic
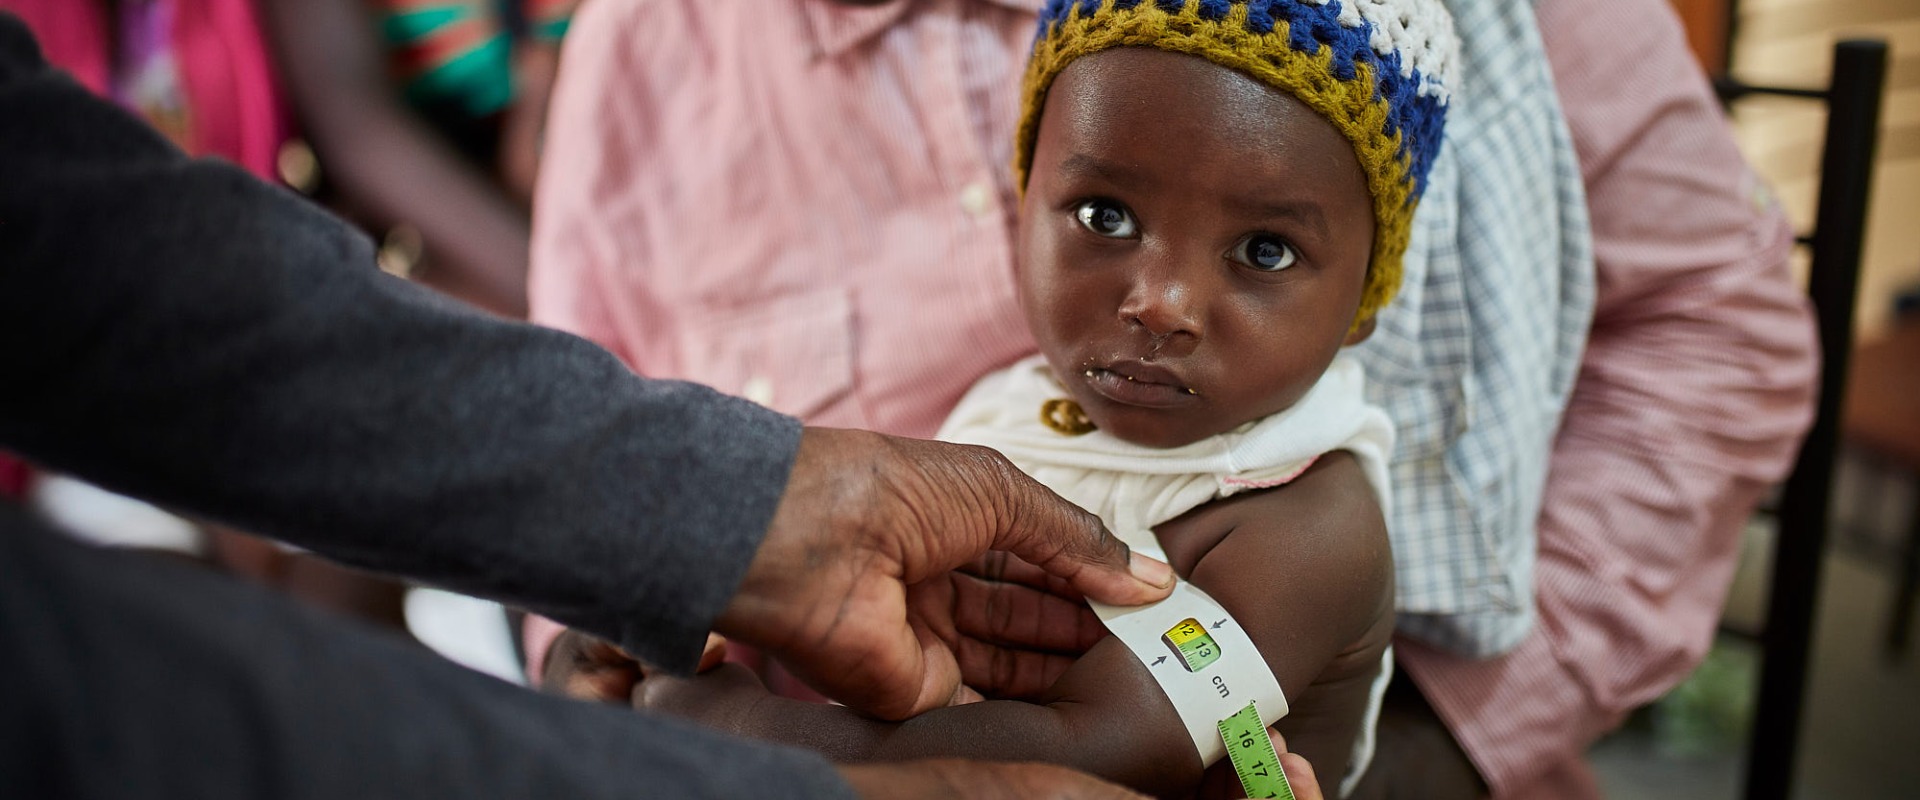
[1712,38,1889,800]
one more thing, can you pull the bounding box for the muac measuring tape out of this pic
[1090,543,1296,799]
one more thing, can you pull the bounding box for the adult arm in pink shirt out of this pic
[1375,0,1820,796]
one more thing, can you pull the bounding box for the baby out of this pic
[631,0,1454,795]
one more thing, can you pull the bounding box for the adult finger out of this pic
[787,579,974,720]
[967,447,1174,607]
[948,633,1078,700]
[1279,753,1324,800]
[899,570,1081,699]
[949,570,1107,655]
[1271,729,1325,800]
[697,633,729,672]
[959,550,1086,599]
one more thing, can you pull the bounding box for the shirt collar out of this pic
[799,0,1044,58]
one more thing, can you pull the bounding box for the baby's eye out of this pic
[1228,233,1299,273]
[1073,200,1139,239]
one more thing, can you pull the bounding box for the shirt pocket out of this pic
[671,286,858,423]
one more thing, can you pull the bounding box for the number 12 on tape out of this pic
[1162,618,1221,672]
[1218,702,1296,800]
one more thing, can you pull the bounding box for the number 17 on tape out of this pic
[1218,702,1296,800]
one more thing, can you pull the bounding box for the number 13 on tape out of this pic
[1219,702,1296,799]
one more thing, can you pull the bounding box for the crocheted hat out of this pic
[1015,0,1458,323]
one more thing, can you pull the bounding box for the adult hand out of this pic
[717,428,1175,720]
[912,551,1109,701]
[550,552,1106,706]
[839,760,1148,800]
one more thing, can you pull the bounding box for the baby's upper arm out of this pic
[1155,450,1395,778]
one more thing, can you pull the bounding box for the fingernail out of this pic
[1129,551,1175,589]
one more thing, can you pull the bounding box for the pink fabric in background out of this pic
[0,1,113,93]
[0,0,289,180]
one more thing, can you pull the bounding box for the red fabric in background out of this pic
[0,453,31,500]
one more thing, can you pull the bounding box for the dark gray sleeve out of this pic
[0,12,797,675]
[0,506,854,800]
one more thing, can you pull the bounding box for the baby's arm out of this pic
[636,451,1392,797]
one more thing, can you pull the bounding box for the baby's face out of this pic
[1017,47,1376,448]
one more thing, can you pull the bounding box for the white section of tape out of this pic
[1091,579,1288,766]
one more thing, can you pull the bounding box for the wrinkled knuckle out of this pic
[963,444,1023,491]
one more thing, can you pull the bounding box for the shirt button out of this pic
[959,181,995,220]
[742,376,775,407]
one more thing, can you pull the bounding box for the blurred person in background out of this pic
[259,0,579,318]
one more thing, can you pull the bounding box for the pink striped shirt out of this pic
[530,0,1038,438]
[527,0,1816,796]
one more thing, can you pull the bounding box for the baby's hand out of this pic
[544,629,727,704]
[542,628,641,703]
[631,661,777,736]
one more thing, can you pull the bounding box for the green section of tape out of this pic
[1175,632,1221,671]
[1162,618,1222,672]
[1218,702,1296,800]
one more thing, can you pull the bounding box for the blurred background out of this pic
[0,0,1912,797]
[1592,0,1919,797]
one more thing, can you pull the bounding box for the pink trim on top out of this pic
[1220,455,1319,490]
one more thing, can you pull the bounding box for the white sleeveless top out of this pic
[937,354,1394,551]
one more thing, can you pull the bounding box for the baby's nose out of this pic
[1117,262,1204,347]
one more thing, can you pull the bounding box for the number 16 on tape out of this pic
[1218,702,1296,800]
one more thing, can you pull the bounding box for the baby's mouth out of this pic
[1080,361,1200,409]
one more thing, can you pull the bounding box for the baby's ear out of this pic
[1343,314,1378,346]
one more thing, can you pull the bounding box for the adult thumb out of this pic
[983,454,1175,607]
